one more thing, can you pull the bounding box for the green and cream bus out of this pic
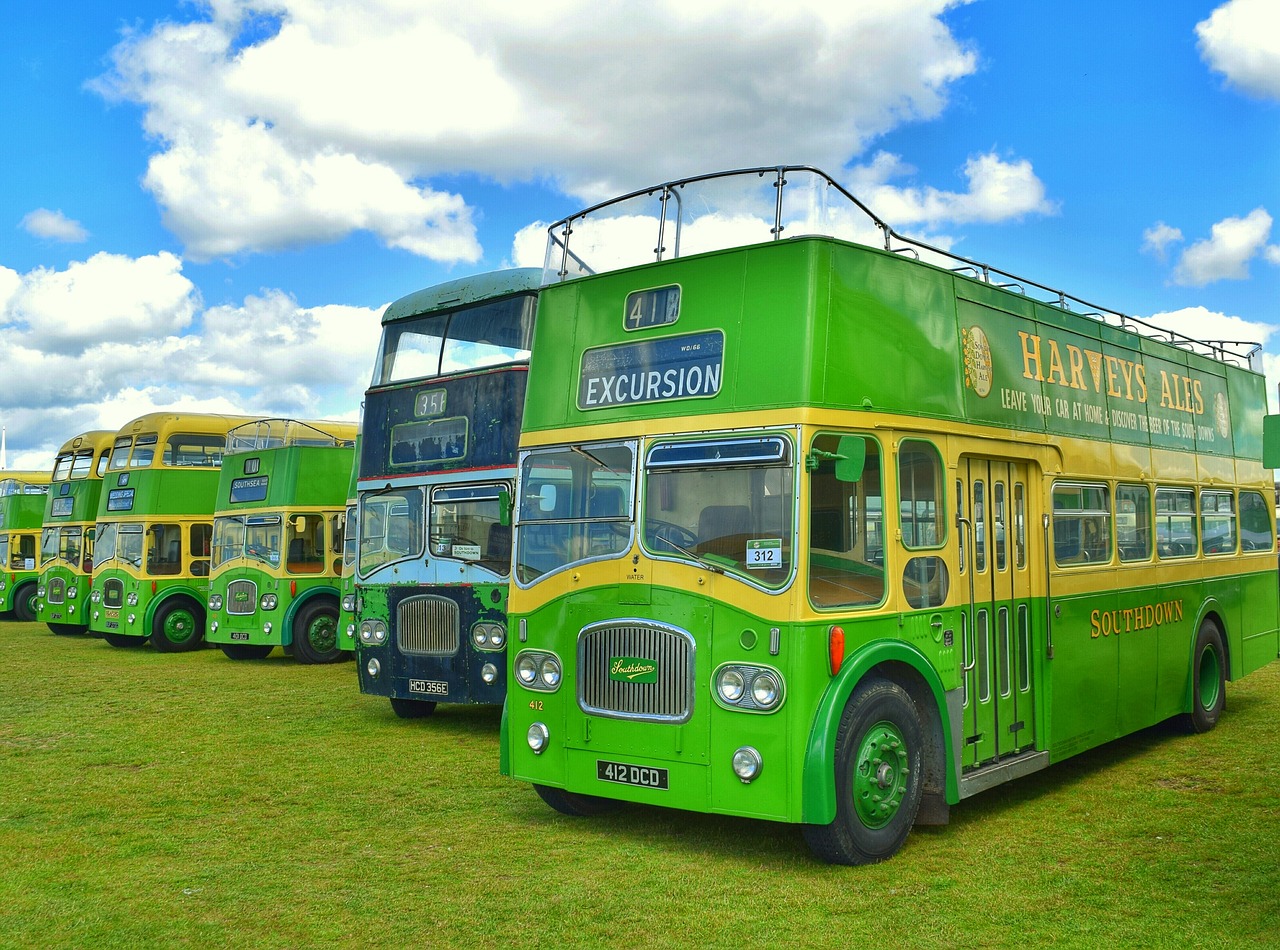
[36,430,116,634]
[0,470,53,621]
[205,418,358,662]
[90,412,254,651]
[502,166,1280,864]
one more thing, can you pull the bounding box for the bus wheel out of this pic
[151,601,204,653]
[390,697,436,719]
[802,676,924,865]
[104,632,146,648]
[293,601,342,664]
[534,784,621,817]
[221,643,274,660]
[48,622,83,636]
[1178,619,1226,734]
[13,585,37,622]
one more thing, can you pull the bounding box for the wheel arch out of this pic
[282,584,340,645]
[1184,599,1231,709]
[802,639,954,825]
[143,584,206,632]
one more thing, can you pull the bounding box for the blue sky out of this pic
[2,0,1278,469]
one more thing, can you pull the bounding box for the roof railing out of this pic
[225,418,355,454]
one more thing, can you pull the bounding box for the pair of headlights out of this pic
[208,593,277,611]
[714,664,784,712]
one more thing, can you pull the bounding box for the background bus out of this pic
[337,436,360,653]
[35,430,116,635]
[502,166,1280,864]
[355,269,539,718]
[89,412,255,651]
[205,418,358,662]
[0,470,53,621]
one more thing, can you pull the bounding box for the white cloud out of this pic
[95,1,978,258]
[1173,208,1278,286]
[1142,222,1183,261]
[1197,0,1280,100]
[1142,304,1275,348]
[20,208,89,242]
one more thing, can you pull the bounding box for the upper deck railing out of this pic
[226,419,357,454]
[543,165,1262,372]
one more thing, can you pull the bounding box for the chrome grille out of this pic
[397,595,460,655]
[578,620,694,723]
[103,578,124,608]
[47,577,66,605]
[226,579,258,616]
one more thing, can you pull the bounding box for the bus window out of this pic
[1116,484,1152,561]
[60,527,83,567]
[809,433,883,608]
[430,484,510,576]
[1053,482,1111,565]
[1200,491,1237,555]
[147,523,183,575]
[1239,491,1273,551]
[131,434,158,468]
[190,523,212,577]
[1155,488,1196,559]
[96,448,112,477]
[70,450,95,479]
[359,487,425,576]
[40,527,58,566]
[287,514,326,574]
[108,436,134,471]
[165,434,226,467]
[1014,482,1026,569]
[974,480,987,572]
[898,441,945,549]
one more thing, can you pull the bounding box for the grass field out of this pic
[1,620,1278,949]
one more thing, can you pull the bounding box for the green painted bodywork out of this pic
[37,470,111,630]
[0,485,48,616]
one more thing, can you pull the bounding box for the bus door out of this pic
[958,457,1036,770]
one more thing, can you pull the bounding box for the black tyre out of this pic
[533,783,622,817]
[48,622,85,636]
[13,585,38,622]
[390,697,437,719]
[802,676,924,865]
[150,600,204,653]
[1178,619,1226,734]
[104,632,146,648]
[221,643,274,660]
[292,600,343,664]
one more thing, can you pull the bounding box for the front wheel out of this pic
[292,601,343,664]
[48,622,85,636]
[13,585,38,622]
[533,784,622,817]
[390,697,436,719]
[221,643,274,660]
[802,676,924,865]
[104,632,146,648]
[1178,619,1226,734]
[150,600,204,653]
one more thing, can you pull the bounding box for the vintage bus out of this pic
[35,430,116,634]
[355,270,539,717]
[0,470,53,621]
[501,166,1280,864]
[205,418,358,662]
[89,412,255,651]
[337,437,361,653]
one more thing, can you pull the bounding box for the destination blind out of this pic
[578,330,724,409]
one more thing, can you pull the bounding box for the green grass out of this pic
[2,621,1278,949]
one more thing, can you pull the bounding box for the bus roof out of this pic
[0,470,53,494]
[382,268,541,326]
[113,412,262,439]
[54,430,117,456]
[225,418,359,454]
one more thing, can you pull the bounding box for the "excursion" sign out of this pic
[578,330,724,410]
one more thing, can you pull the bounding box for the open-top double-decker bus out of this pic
[36,430,115,634]
[501,166,1280,864]
[89,412,254,651]
[337,436,360,653]
[205,418,358,662]
[355,270,539,718]
[0,470,53,621]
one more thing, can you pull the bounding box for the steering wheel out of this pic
[645,519,697,552]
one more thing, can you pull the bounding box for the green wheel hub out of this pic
[163,608,197,645]
[1197,643,1222,710]
[306,614,337,654]
[852,720,910,829]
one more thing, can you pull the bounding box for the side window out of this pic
[808,433,884,608]
[1155,488,1197,559]
[1239,491,1273,551]
[147,523,183,576]
[287,513,327,574]
[1052,482,1111,566]
[1200,490,1236,555]
[190,523,212,577]
[897,441,948,608]
[1116,484,1152,562]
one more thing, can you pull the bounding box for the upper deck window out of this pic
[374,293,535,386]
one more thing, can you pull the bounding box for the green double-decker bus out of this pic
[36,430,115,634]
[205,418,358,663]
[90,412,254,651]
[501,166,1280,864]
[0,470,52,621]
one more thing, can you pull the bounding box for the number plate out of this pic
[230,631,250,641]
[409,679,449,696]
[596,759,669,790]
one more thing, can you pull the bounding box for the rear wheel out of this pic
[1178,619,1226,734]
[221,643,274,660]
[292,601,343,664]
[104,632,146,648]
[534,784,622,817]
[13,585,38,622]
[150,600,204,653]
[390,697,436,719]
[802,676,924,865]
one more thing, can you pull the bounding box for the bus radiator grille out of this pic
[396,594,460,656]
[46,577,66,605]
[103,578,124,609]
[578,621,694,724]
[226,579,258,616]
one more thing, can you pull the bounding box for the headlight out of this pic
[713,663,785,713]
[341,594,356,612]
[472,625,489,647]
[263,622,273,634]
[527,722,549,754]
[489,625,506,648]
[373,623,386,643]
[717,668,746,703]
[211,620,219,633]
[366,657,381,679]
[91,590,102,604]
[0,580,6,591]
[35,585,44,597]
[516,654,538,685]
[359,621,374,643]
[540,656,561,688]
[67,586,78,599]
[208,594,223,610]
[481,662,498,684]
[260,594,278,610]
[514,650,561,691]
[750,671,781,709]
[732,746,763,783]
[126,592,139,607]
